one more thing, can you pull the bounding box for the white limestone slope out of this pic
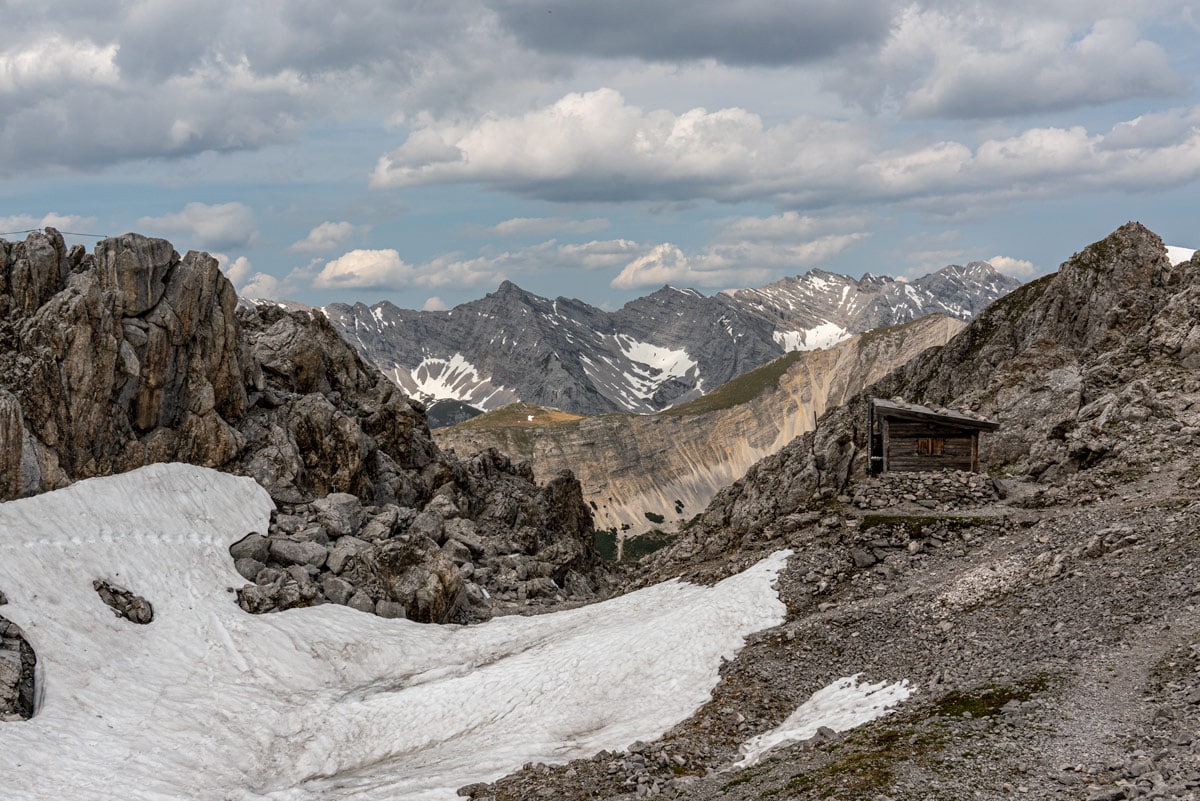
[0,464,789,800]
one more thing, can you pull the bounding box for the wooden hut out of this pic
[868,398,999,474]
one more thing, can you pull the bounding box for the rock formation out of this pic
[0,229,605,625]
[650,222,1199,566]
[435,314,964,538]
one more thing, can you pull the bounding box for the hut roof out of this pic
[871,397,999,431]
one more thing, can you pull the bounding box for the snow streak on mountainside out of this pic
[0,464,788,800]
[323,265,1021,416]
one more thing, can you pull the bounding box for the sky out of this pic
[2,1,1199,312]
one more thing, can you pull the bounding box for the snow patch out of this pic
[772,322,850,352]
[615,335,696,378]
[0,465,790,800]
[408,354,515,410]
[734,674,911,769]
[1166,245,1195,266]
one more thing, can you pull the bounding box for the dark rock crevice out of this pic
[0,607,36,721]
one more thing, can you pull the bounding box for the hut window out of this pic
[917,438,944,456]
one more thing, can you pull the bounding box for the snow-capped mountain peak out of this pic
[323,263,1020,417]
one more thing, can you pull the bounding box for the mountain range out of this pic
[323,263,1021,417]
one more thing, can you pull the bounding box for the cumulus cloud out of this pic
[717,211,869,242]
[828,7,1183,118]
[609,219,868,291]
[422,296,449,311]
[138,202,258,250]
[487,0,894,66]
[487,216,609,237]
[288,221,368,253]
[313,248,506,290]
[611,244,769,290]
[987,255,1037,278]
[0,1,512,174]
[214,253,254,286]
[0,212,99,235]
[371,88,873,202]
[0,35,119,94]
[238,272,286,299]
[373,87,1200,211]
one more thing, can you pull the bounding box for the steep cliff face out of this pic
[435,314,963,537]
[653,222,1200,565]
[0,230,603,625]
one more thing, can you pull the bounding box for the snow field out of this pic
[0,464,790,800]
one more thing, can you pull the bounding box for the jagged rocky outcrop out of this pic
[435,314,964,537]
[464,224,1200,801]
[0,616,35,722]
[0,229,605,626]
[650,222,1199,567]
[323,263,1019,416]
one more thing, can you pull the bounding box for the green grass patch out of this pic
[593,529,618,561]
[933,678,1048,719]
[592,528,676,562]
[661,350,808,416]
[624,529,676,561]
[758,727,944,800]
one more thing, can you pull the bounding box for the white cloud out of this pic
[612,243,770,290]
[609,225,867,291]
[717,211,869,242]
[987,255,1037,278]
[373,87,1200,212]
[213,253,254,286]
[0,212,99,235]
[314,249,412,290]
[555,239,644,270]
[313,248,506,291]
[422,296,449,311]
[0,35,119,94]
[288,221,368,253]
[828,7,1184,118]
[137,202,258,251]
[488,216,609,237]
[238,272,285,299]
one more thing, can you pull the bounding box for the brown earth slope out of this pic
[435,314,964,538]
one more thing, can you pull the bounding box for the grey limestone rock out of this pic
[321,575,355,606]
[93,580,154,625]
[268,539,328,569]
[229,533,270,564]
[374,600,407,619]
[311,492,364,538]
[234,558,265,582]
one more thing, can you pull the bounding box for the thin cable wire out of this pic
[0,228,109,238]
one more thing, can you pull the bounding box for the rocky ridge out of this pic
[323,263,1018,416]
[461,223,1200,800]
[435,314,964,538]
[0,229,609,688]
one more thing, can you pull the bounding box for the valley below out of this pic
[435,314,964,540]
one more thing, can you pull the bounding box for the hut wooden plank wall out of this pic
[868,398,999,474]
